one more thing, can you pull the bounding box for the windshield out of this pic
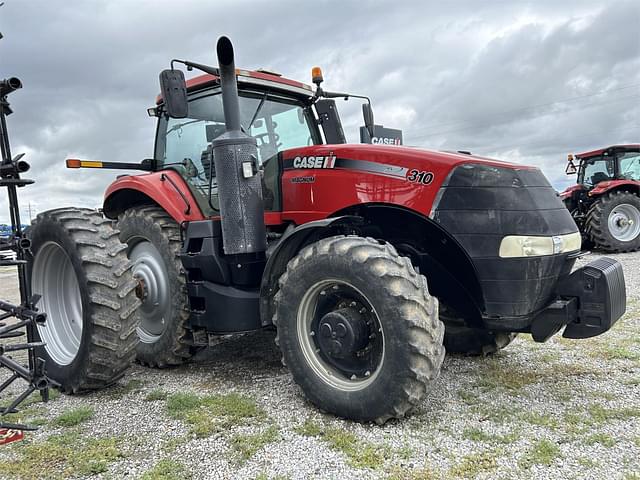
[579,156,615,186]
[155,90,316,215]
[618,151,640,180]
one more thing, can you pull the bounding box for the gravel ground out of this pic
[0,252,639,480]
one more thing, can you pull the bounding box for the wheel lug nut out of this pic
[349,301,357,307]
[365,371,371,377]
[310,331,315,337]
[332,285,339,290]
[350,374,357,380]
[360,308,367,314]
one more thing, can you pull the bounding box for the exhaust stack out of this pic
[212,36,266,256]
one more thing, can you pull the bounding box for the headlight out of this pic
[499,232,581,258]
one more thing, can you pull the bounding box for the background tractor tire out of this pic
[117,205,194,367]
[28,208,140,393]
[586,191,640,253]
[274,235,445,424]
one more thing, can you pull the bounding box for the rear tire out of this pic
[28,208,140,393]
[274,236,445,424]
[117,205,194,367]
[586,191,640,252]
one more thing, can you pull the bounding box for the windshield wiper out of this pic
[166,119,202,136]
[247,93,267,131]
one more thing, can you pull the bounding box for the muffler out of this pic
[212,36,266,256]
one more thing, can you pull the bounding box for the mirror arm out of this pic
[171,59,220,77]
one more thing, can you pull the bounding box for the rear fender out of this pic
[103,171,205,222]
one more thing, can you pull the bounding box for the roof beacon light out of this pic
[311,67,323,86]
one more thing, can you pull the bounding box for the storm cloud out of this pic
[0,0,638,223]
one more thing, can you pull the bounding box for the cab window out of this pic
[618,151,640,180]
[580,156,614,186]
[155,89,317,215]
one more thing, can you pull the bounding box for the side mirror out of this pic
[362,103,375,139]
[159,69,188,118]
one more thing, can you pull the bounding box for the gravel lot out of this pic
[0,252,638,480]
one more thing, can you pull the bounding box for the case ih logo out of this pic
[371,137,402,146]
[292,155,336,169]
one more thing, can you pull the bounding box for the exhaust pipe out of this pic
[212,36,266,256]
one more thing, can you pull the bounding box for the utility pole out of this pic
[26,201,36,223]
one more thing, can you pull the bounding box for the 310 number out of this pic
[406,169,434,185]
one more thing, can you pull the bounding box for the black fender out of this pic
[259,216,362,326]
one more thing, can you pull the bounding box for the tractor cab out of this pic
[567,145,640,188]
[149,67,370,217]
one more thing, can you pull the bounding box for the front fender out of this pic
[259,215,363,326]
[590,179,640,197]
[103,171,205,223]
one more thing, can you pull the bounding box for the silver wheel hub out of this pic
[608,203,640,242]
[297,279,384,392]
[31,242,83,365]
[129,241,171,344]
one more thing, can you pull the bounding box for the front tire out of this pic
[586,191,640,252]
[274,236,445,424]
[117,205,193,367]
[28,208,140,393]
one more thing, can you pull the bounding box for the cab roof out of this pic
[577,144,640,159]
[156,69,314,105]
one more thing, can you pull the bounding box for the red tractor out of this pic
[560,145,640,252]
[26,37,626,423]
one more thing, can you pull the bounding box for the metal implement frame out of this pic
[0,73,57,432]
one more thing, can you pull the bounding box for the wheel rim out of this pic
[129,240,171,344]
[32,242,83,365]
[607,203,640,242]
[296,279,384,392]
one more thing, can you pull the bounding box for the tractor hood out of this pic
[284,143,531,174]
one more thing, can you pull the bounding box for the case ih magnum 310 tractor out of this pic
[26,37,626,423]
[561,145,640,253]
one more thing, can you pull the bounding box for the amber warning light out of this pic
[66,159,103,169]
[311,66,323,85]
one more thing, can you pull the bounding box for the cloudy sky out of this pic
[0,0,638,224]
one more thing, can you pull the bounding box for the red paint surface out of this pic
[105,145,536,226]
[105,170,204,223]
[589,179,640,196]
[577,144,640,159]
[560,184,584,199]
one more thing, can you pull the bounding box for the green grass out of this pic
[577,457,599,468]
[166,392,264,437]
[462,427,492,442]
[294,420,386,469]
[588,404,640,423]
[387,465,442,479]
[522,412,559,429]
[457,390,479,406]
[230,426,280,462]
[53,406,94,427]
[520,439,561,468]
[449,450,499,478]
[140,459,192,479]
[0,432,124,479]
[293,418,323,437]
[590,345,640,361]
[461,427,519,445]
[145,389,169,402]
[585,433,616,447]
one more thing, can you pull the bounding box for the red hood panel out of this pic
[283,144,535,171]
